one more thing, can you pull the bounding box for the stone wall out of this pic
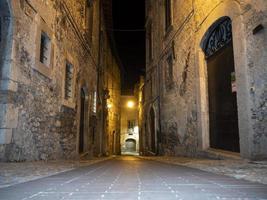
[145,0,267,159]
[103,38,121,156]
[0,0,102,161]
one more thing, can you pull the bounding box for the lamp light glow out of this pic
[127,101,135,108]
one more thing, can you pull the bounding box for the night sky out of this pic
[112,0,145,95]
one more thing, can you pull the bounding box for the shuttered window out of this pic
[65,61,74,100]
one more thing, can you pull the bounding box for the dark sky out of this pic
[112,0,145,95]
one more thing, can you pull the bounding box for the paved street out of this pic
[0,156,267,200]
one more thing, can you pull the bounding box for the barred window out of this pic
[40,32,51,66]
[64,61,74,100]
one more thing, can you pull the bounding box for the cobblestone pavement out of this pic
[140,156,267,185]
[0,157,111,188]
[0,156,267,200]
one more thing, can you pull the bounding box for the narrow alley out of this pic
[1,156,267,200]
[0,0,267,199]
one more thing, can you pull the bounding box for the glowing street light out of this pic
[127,101,135,108]
[107,103,112,109]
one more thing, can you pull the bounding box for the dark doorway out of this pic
[79,88,86,154]
[204,17,240,152]
[149,108,156,153]
[125,139,136,152]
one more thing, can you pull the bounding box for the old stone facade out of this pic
[101,37,121,156]
[120,95,139,154]
[0,0,121,161]
[144,0,267,159]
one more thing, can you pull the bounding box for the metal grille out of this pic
[65,61,74,100]
[204,18,232,58]
[40,32,51,66]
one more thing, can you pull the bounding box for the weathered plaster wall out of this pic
[0,0,100,161]
[145,0,267,159]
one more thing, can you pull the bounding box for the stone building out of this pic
[120,96,139,155]
[134,76,145,155]
[144,0,267,159]
[98,0,122,156]
[0,0,121,161]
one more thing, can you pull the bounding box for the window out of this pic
[165,0,171,31]
[34,19,53,77]
[64,61,74,100]
[147,23,152,61]
[166,53,174,90]
[128,120,136,130]
[92,91,97,114]
[84,0,94,43]
[39,32,51,66]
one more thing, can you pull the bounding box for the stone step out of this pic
[198,148,242,160]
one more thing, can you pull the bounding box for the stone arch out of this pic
[200,16,232,58]
[125,138,136,152]
[195,0,250,157]
[201,16,240,152]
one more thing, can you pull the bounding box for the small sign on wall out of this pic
[231,72,237,93]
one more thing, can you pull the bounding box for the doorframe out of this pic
[195,1,252,158]
[149,106,157,154]
[77,86,89,154]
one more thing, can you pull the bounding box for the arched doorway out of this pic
[125,139,136,152]
[149,108,156,153]
[202,17,240,152]
[79,88,87,153]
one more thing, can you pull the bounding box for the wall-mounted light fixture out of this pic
[127,101,135,108]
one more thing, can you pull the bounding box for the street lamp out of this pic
[107,103,112,109]
[127,101,135,108]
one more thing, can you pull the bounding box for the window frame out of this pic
[62,53,76,108]
[34,18,54,78]
[164,0,173,34]
[83,0,94,44]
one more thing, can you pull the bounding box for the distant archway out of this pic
[201,17,240,152]
[125,138,136,152]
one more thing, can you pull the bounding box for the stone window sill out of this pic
[62,99,76,109]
